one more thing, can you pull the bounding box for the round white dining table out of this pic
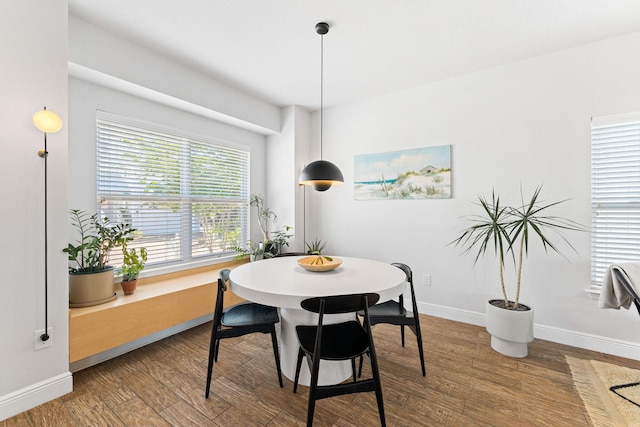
[229,256,407,386]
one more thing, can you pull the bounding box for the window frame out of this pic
[591,111,640,288]
[95,111,251,276]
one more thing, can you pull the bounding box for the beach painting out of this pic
[354,145,451,200]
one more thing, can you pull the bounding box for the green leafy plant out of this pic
[231,240,263,260]
[264,225,293,258]
[451,186,583,310]
[305,238,333,264]
[119,242,148,281]
[63,209,135,273]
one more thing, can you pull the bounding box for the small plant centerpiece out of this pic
[298,239,342,272]
[305,239,332,265]
[64,209,135,307]
[118,242,148,295]
[451,186,583,357]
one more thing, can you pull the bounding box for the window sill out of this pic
[69,259,248,364]
[585,287,601,299]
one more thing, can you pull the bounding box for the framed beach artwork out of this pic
[354,145,451,200]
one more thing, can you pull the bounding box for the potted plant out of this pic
[250,193,276,243]
[232,240,264,262]
[118,242,148,295]
[305,238,334,264]
[64,209,135,307]
[247,193,294,257]
[451,186,583,357]
[265,226,293,258]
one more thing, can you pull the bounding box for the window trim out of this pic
[96,110,251,277]
[591,110,640,288]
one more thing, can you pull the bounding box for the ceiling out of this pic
[69,0,640,111]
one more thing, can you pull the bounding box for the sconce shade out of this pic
[33,109,62,133]
[299,160,344,191]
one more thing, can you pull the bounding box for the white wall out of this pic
[0,1,72,420]
[266,106,311,252]
[69,15,280,135]
[309,31,640,358]
[68,17,272,269]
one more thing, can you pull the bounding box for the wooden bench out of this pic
[69,260,246,370]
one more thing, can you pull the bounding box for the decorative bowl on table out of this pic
[297,256,343,272]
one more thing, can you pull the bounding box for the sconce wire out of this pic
[40,111,50,342]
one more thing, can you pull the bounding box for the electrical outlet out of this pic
[422,274,431,286]
[34,328,52,351]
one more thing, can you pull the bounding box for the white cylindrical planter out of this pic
[485,299,534,358]
[69,267,116,307]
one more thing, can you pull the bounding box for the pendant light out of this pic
[299,22,344,192]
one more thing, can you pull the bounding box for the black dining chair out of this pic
[358,262,425,377]
[293,293,386,427]
[205,269,283,398]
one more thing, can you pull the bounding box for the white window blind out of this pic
[96,113,250,269]
[591,112,640,286]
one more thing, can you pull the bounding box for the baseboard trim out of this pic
[69,314,212,372]
[0,372,73,422]
[417,301,640,361]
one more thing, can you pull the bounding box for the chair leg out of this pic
[401,324,405,347]
[205,329,218,398]
[306,360,320,427]
[214,338,220,362]
[293,347,304,393]
[270,325,284,388]
[414,321,426,377]
[369,349,386,427]
[351,358,357,382]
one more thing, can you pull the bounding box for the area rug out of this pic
[566,356,640,426]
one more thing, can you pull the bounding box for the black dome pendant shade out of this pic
[299,159,344,192]
[299,22,344,192]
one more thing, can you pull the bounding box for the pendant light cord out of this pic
[320,30,324,160]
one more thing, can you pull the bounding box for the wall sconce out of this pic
[33,106,62,343]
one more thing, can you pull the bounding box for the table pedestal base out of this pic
[279,308,352,386]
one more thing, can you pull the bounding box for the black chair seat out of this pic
[222,303,279,327]
[366,300,407,318]
[205,269,283,398]
[296,321,369,361]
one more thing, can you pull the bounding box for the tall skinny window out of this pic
[96,112,249,270]
[591,112,640,286]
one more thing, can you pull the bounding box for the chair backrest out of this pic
[214,269,231,325]
[613,269,640,316]
[301,293,380,315]
[392,262,419,313]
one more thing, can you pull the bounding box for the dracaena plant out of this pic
[451,186,584,310]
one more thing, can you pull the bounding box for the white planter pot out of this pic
[485,299,534,358]
[69,267,116,307]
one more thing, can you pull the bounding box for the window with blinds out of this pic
[591,112,640,286]
[96,112,250,270]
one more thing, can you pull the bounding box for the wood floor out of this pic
[3,314,639,426]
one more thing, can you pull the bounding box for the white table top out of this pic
[229,256,407,309]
